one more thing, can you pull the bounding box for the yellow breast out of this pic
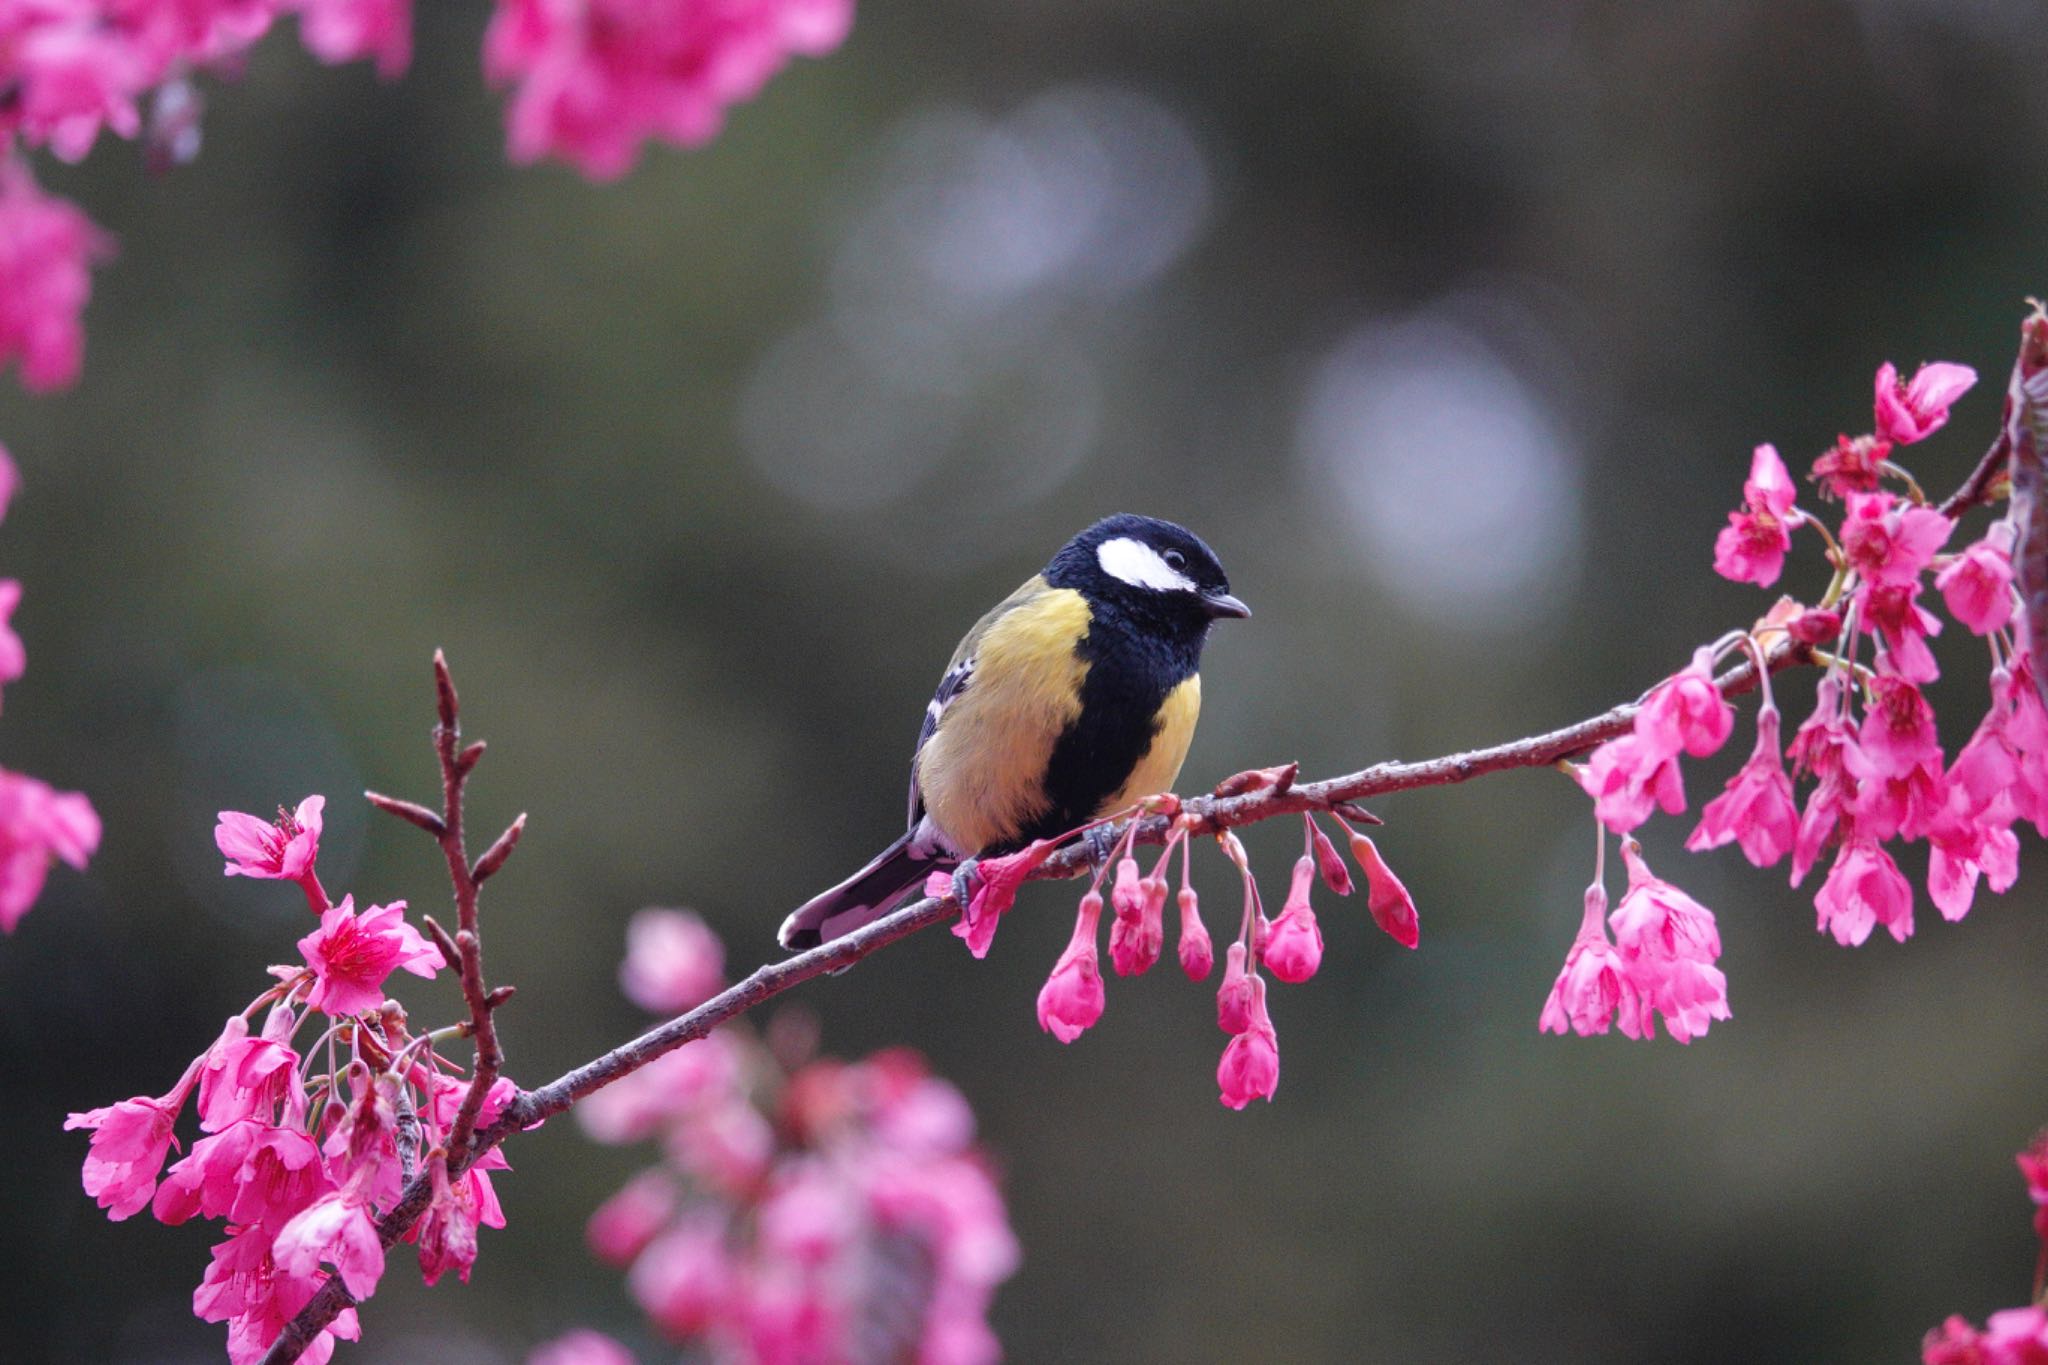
[914,587,1092,854]
[1102,673,1202,816]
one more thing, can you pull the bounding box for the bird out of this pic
[778,513,1249,952]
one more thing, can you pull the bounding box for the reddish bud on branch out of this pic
[471,814,526,884]
[365,790,446,837]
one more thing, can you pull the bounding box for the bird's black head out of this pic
[1045,514,1250,633]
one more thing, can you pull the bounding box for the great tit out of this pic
[779,514,1249,951]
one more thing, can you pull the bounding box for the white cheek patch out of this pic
[1097,537,1198,593]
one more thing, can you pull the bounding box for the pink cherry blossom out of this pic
[950,838,1053,958]
[0,765,101,932]
[1686,707,1798,868]
[1811,432,1891,499]
[297,896,444,1016]
[1636,650,1735,758]
[216,793,325,882]
[1610,841,1729,1043]
[1215,939,1254,1034]
[1539,882,1639,1038]
[1842,491,1953,588]
[0,159,110,392]
[1175,883,1212,980]
[153,1119,263,1225]
[299,0,412,78]
[196,1012,300,1132]
[1862,581,1943,683]
[66,1081,193,1219]
[620,907,725,1013]
[1261,855,1323,983]
[1922,1306,2048,1365]
[1348,830,1421,947]
[1217,973,1279,1109]
[1851,676,1944,783]
[529,1329,639,1365]
[630,1215,734,1341]
[1937,522,2016,635]
[194,1221,357,1365]
[1577,734,1686,834]
[1106,856,1165,976]
[589,1169,678,1266]
[1875,359,1977,445]
[482,0,856,181]
[1035,889,1104,1043]
[273,1185,385,1299]
[0,579,24,700]
[1814,838,1914,946]
[414,1155,483,1286]
[1713,443,1800,586]
[1926,797,2019,922]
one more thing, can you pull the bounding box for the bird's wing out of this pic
[907,574,1047,831]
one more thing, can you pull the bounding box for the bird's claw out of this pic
[951,860,981,907]
[1082,825,1119,870]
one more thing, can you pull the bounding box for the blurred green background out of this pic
[5,1,2048,1360]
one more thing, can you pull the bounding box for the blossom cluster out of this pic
[1548,352,2034,1042]
[0,0,855,398]
[65,794,512,1365]
[572,908,1018,1364]
[0,443,100,931]
[1921,1132,2048,1363]
[946,798,1417,1109]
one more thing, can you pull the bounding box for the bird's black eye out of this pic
[1163,549,1188,572]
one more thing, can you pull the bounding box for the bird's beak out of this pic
[1202,591,1251,620]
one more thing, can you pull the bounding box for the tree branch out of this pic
[262,327,2025,1360]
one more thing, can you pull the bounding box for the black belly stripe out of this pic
[1012,606,1198,851]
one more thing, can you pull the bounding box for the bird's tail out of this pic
[779,832,955,952]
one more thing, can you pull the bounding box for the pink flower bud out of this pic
[1037,892,1106,1043]
[1348,834,1420,948]
[1310,820,1353,896]
[1216,941,1254,1034]
[1935,524,2016,636]
[1109,856,1144,921]
[1176,886,1212,980]
[1217,976,1279,1110]
[1262,857,1323,984]
[1787,607,1842,646]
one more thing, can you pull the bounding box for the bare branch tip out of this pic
[433,651,459,730]
[364,790,447,837]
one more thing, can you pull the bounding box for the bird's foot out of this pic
[1082,825,1119,871]
[951,860,981,908]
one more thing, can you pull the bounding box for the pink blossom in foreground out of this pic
[1217,972,1279,1109]
[216,793,325,882]
[1577,734,1686,834]
[950,838,1053,958]
[1106,855,1164,976]
[273,1184,386,1299]
[529,1329,639,1365]
[1610,841,1728,1043]
[1347,829,1421,947]
[194,1222,360,1365]
[1687,707,1798,868]
[1926,797,2019,922]
[1261,855,1323,983]
[195,1012,300,1132]
[298,0,413,78]
[1637,650,1735,758]
[1875,359,1977,445]
[619,907,725,1013]
[1811,432,1891,498]
[65,1083,193,1219]
[0,579,24,700]
[1862,581,1944,683]
[1937,522,2016,636]
[1923,1306,2048,1365]
[413,1156,483,1286]
[0,765,101,931]
[1176,883,1212,980]
[1540,882,1638,1038]
[297,896,444,1016]
[1713,443,1800,586]
[1813,838,1914,945]
[1036,890,1105,1042]
[0,161,109,392]
[482,0,856,180]
[1842,491,1953,589]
